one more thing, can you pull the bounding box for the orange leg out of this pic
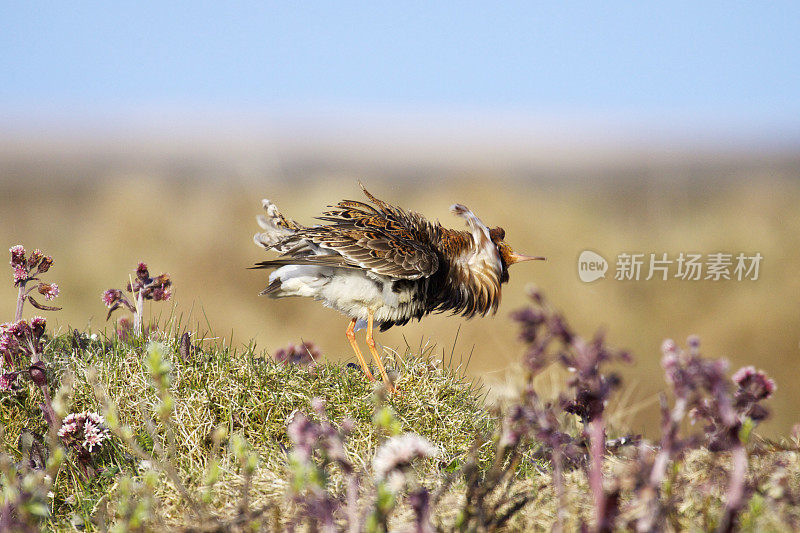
[365,310,397,393]
[346,318,374,381]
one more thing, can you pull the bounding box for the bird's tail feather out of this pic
[250,256,357,270]
[259,278,283,296]
[253,199,302,252]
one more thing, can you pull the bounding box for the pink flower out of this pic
[287,411,318,462]
[151,287,171,301]
[0,373,14,391]
[38,283,59,300]
[660,339,678,357]
[8,320,30,339]
[0,329,11,354]
[82,419,107,451]
[116,317,133,340]
[0,320,47,370]
[102,289,121,307]
[58,411,110,452]
[58,414,79,437]
[13,265,28,284]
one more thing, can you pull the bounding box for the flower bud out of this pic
[136,262,150,281]
[27,249,43,270]
[37,256,53,274]
[29,362,47,387]
[9,245,26,267]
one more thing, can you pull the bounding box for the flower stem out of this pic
[716,444,748,533]
[588,418,607,531]
[552,447,566,533]
[38,387,59,430]
[134,290,144,337]
[15,282,26,322]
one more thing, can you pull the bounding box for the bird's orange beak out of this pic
[507,252,546,265]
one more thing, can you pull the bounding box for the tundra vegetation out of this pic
[1,245,798,532]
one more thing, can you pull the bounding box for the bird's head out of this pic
[450,203,545,284]
[489,226,546,283]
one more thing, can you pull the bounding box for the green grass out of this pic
[4,328,497,530]
[2,327,800,531]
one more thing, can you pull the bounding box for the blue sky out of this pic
[2,3,799,132]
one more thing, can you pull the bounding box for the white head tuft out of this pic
[450,203,492,247]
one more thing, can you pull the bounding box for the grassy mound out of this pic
[3,330,499,530]
[1,322,799,531]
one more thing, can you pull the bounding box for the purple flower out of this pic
[151,287,171,301]
[116,317,133,340]
[0,328,12,353]
[9,320,31,339]
[38,283,59,301]
[732,366,776,400]
[274,342,321,366]
[106,263,172,323]
[287,411,321,462]
[31,316,46,333]
[0,372,15,391]
[511,307,546,347]
[102,289,121,307]
[136,262,149,280]
[285,402,354,478]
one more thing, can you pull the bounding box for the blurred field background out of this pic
[1,132,799,438]
[2,3,799,438]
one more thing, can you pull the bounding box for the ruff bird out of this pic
[251,184,544,392]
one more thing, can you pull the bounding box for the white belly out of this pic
[269,265,419,324]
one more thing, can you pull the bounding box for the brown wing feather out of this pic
[273,186,440,280]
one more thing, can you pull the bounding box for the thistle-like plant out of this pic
[634,337,776,533]
[285,398,358,530]
[9,245,60,322]
[283,395,441,532]
[102,262,171,337]
[0,318,59,427]
[3,245,66,434]
[511,286,631,532]
[273,341,322,366]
